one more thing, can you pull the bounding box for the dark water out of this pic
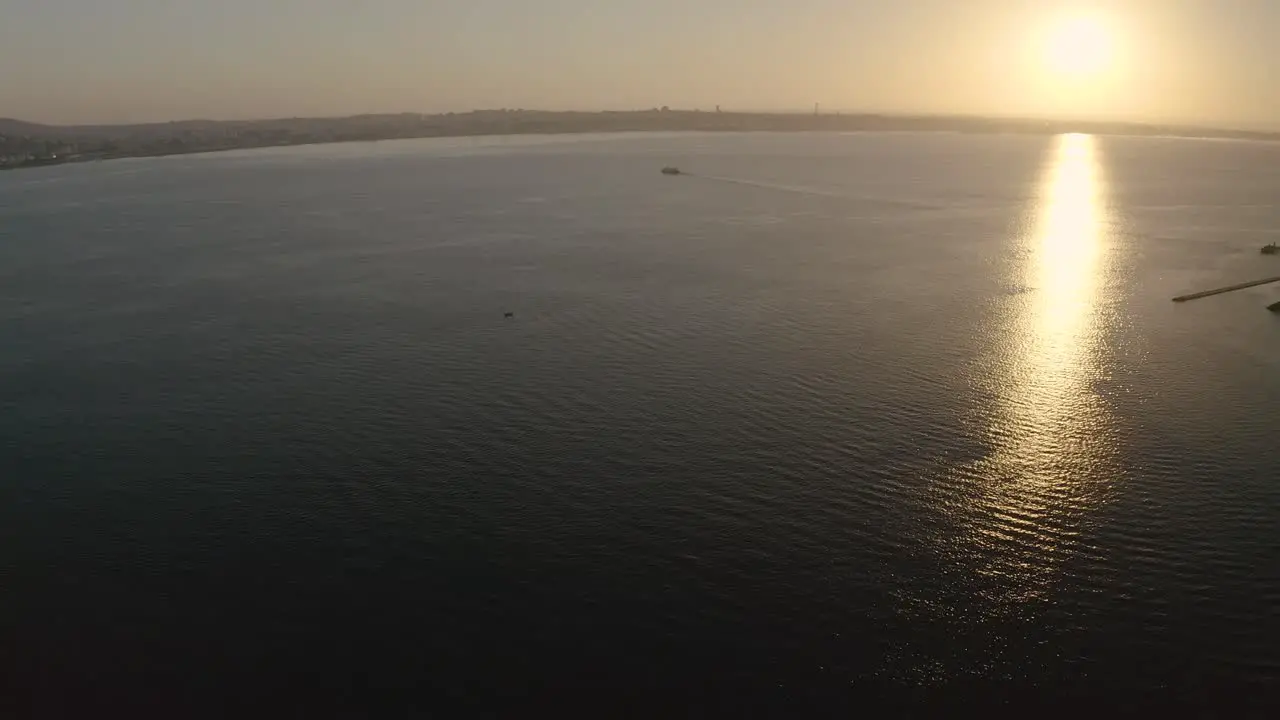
[2,133,1278,713]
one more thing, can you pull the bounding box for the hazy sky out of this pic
[2,0,1277,127]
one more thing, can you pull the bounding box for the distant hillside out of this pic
[0,118,61,136]
[4,110,1279,170]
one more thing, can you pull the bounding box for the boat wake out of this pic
[676,171,947,211]
[683,172,848,199]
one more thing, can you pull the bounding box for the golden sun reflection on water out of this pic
[929,134,1119,619]
[995,133,1112,479]
[1032,135,1106,370]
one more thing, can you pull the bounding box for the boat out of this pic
[661,166,681,175]
[1269,301,1280,313]
[1262,243,1278,255]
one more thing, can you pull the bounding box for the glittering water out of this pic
[2,132,1279,712]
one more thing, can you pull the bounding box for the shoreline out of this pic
[4,111,1279,172]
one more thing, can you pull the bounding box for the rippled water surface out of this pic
[2,132,1279,712]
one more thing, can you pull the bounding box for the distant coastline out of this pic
[4,109,1278,170]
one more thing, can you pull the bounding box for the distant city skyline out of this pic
[3,0,1279,129]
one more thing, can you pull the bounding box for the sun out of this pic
[1044,15,1113,78]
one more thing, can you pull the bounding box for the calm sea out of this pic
[2,132,1278,713]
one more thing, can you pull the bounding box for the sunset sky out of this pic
[2,0,1277,128]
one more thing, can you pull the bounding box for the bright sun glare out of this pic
[1044,16,1113,78]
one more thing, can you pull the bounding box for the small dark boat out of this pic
[661,166,681,176]
[1262,243,1278,255]
[503,312,514,318]
[1268,301,1280,313]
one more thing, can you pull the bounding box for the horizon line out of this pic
[5,108,1277,135]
